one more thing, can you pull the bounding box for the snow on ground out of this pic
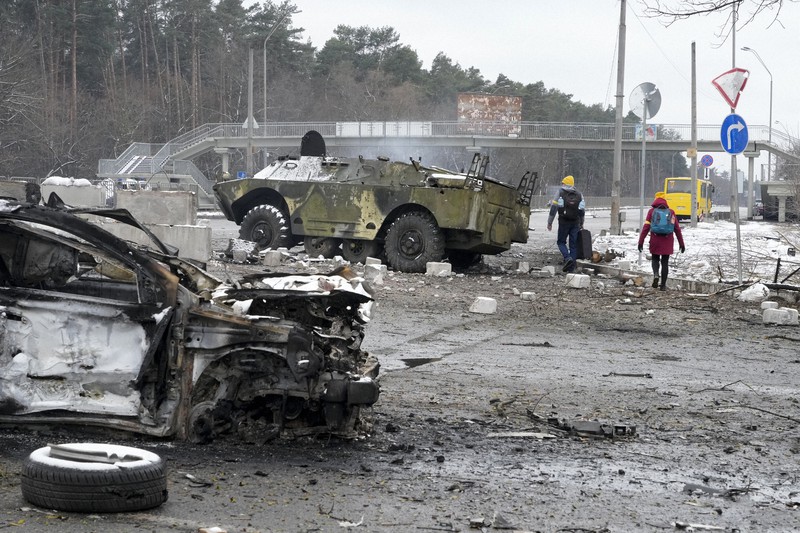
[592,218,800,285]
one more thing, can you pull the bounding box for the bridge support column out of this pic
[744,153,756,219]
[778,195,788,222]
[214,148,232,181]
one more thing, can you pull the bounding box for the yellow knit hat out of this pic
[562,175,574,186]
[655,191,666,199]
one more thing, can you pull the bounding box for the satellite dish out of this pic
[629,82,661,120]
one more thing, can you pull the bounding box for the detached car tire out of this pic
[21,443,168,513]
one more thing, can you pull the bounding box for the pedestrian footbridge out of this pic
[98,121,797,208]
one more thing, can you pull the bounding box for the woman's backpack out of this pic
[650,207,675,235]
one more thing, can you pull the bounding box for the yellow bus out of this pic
[663,177,714,220]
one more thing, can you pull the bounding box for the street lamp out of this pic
[741,46,772,181]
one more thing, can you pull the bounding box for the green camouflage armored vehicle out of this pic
[213,131,537,273]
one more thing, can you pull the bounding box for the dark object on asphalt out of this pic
[213,131,537,272]
[0,198,379,442]
[21,443,167,513]
[576,228,592,260]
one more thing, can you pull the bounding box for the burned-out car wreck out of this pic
[0,199,379,443]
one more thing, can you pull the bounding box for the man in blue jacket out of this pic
[547,175,586,272]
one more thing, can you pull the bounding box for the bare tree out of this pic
[639,0,791,38]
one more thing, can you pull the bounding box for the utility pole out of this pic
[690,42,698,228]
[610,0,626,236]
[246,47,254,177]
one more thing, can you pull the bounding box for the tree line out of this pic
[0,0,692,196]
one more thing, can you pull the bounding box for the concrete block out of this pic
[565,273,591,289]
[115,190,197,225]
[426,262,452,277]
[85,217,212,263]
[42,179,107,207]
[262,250,284,267]
[520,291,536,301]
[232,250,248,263]
[540,266,555,276]
[469,297,497,314]
[0,180,41,204]
[365,257,382,266]
[783,307,800,324]
[761,301,780,310]
[226,238,256,257]
[763,307,799,325]
[515,261,530,273]
[364,264,387,284]
[618,260,631,270]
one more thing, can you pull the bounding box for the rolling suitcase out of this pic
[576,228,592,260]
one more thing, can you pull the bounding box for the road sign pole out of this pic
[732,155,743,283]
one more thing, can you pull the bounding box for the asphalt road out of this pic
[1,210,798,533]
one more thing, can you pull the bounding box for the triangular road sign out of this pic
[711,68,749,109]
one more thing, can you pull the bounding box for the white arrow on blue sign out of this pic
[720,114,748,154]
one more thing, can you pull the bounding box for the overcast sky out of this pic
[287,0,799,173]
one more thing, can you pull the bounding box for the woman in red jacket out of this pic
[637,193,686,291]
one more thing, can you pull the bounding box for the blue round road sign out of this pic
[700,154,713,167]
[720,114,748,154]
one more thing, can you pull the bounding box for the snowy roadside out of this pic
[592,218,800,286]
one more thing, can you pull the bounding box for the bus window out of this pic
[667,180,692,194]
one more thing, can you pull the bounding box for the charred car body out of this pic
[0,199,379,442]
[213,131,537,272]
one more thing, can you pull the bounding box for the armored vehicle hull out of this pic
[213,132,536,272]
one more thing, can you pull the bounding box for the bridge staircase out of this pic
[97,133,220,209]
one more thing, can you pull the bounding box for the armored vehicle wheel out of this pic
[240,204,293,250]
[447,250,482,271]
[341,239,382,264]
[304,237,341,258]
[384,211,444,273]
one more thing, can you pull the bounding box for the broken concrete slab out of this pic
[761,301,780,310]
[262,250,284,267]
[226,238,257,257]
[469,297,497,314]
[426,262,452,277]
[520,291,536,301]
[364,264,386,284]
[565,273,591,288]
[763,307,799,325]
[365,257,382,266]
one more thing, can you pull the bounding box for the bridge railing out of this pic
[161,121,778,144]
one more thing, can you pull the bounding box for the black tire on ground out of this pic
[447,250,482,271]
[384,211,445,273]
[21,443,168,513]
[341,239,382,264]
[304,237,341,258]
[239,204,293,250]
